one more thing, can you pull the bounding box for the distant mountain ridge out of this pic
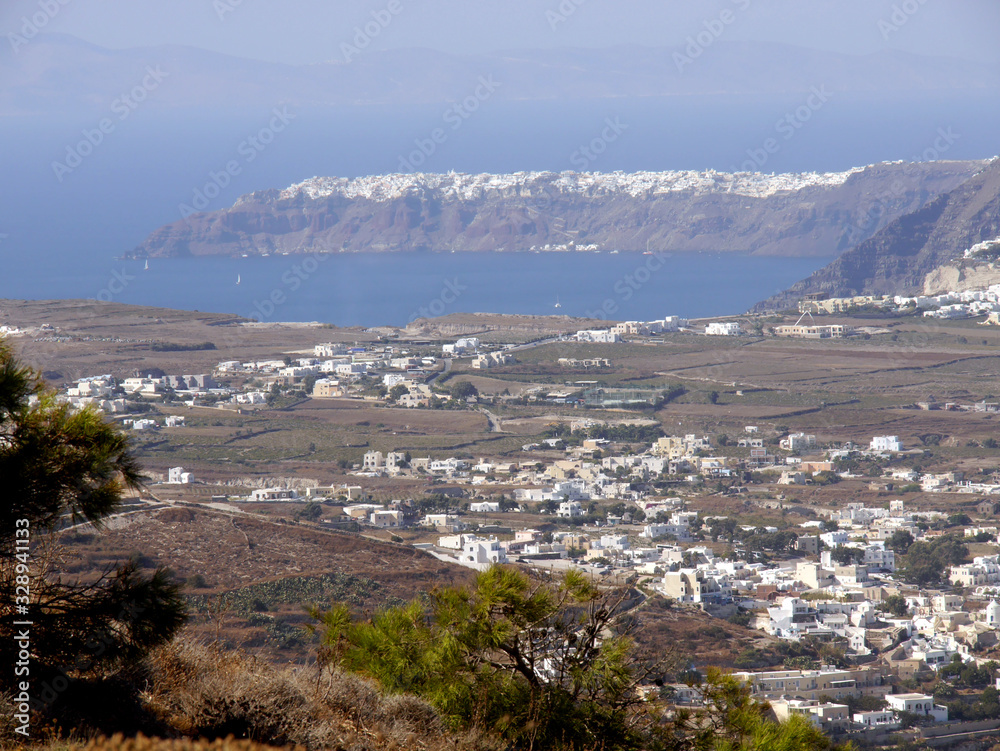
[757,158,1000,309]
[1,35,998,115]
[130,161,985,258]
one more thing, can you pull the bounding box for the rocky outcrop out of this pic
[131,161,983,259]
[922,262,1000,296]
[757,158,1000,309]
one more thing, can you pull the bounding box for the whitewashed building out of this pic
[870,436,903,452]
[705,322,741,336]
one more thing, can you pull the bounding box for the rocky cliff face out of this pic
[758,158,1000,309]
[131,161,983,259]
[922,262,1000,296]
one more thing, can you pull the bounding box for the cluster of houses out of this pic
[223,346,434,377]
[576,320,740,338]
[60,375,128,413]
[122,415,186,430]
[216,343,441,406]
[223,338,517,403]
[348,421,1000,503]
[639,502,1000,734]
[558,357,611,368]
[575,316,689,343]
[798,294,892,315]
[640,492,1000,733]
[729,665,948,732]
[53,373,219,414]
[895,286,1000,321]
[46,335,490,423]
[793,282,1000,323]
[916,398,1000,413]
[213,452,1000,733]
[962,236,1000,260]
[356,451,473,477]
[350,431,721,493]
[240,459,1000,734]
[122,374,219,393]
[304,413,1000,734]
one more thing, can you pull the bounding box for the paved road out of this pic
[426,357,452,385]
[506,336,565,353]
[60,497,166,532]
[478,407,504,433]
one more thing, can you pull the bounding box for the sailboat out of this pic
[143,258,149,271]
[236,273,241,286]
[554,295,562,309]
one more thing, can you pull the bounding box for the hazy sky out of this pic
[3,0,998,64]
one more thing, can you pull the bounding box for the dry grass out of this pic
[67,734,299,751]
[138,638,487,751]
[5,638,498,751]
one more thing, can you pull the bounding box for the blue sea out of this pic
[1,92,997,325]
[3,251,830,327]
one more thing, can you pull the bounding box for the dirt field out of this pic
[53,502,782,671]
[630,596,778,671]
[55,504,477,659]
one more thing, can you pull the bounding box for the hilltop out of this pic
[131,161,982,259]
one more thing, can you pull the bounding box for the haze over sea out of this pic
[1,92,997,326]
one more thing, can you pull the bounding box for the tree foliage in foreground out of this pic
[669,669,839,751]
[313,566,646,749]
[0,342,187,696]
[311,566,843,751]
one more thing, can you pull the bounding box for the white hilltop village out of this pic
[275,167,866,204]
